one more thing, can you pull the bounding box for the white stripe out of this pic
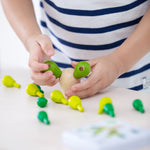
[112,69,150,89]
[45,0,148,11]
[44,16,136,45]
[41,26,116,59]
[43,0,149,28]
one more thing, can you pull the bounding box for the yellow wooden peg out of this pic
[26,83,44,97]
[2,75,21,88]
[50,90,68,105]
[68,95,84,112]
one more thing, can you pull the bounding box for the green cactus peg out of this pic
[38,111,50,125]
[133,99,145,113]
[33,83,44,94]
[44,61,62,78]
[98,97,115,117]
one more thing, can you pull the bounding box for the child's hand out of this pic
[65,54,122,98]
[26,34,59,86]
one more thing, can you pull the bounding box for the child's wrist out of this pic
[109,51,126,77]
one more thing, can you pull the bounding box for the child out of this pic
[1,0,150,98]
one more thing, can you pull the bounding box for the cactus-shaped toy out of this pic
[26,83,44,97]
[44,61,62,78]
[33,83,44,94]
[98,97,115,117]
[38,111,50,125]
[133,99,145,113]
[2,75,21,88]
[50,90,68,105]
[68,95,84,112]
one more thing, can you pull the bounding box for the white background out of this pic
[0,0,39,69]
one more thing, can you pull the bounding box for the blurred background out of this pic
[0,0,39,69]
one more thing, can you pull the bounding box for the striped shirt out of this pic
[38,0,150,91]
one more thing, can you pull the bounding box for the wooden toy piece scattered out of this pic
[2,75,21,88]
[50,90,68,105]
[73,61,91,79]
[98,97,115,117]
[44,61,62,78]
[133,99,145,113]
[68,95,84,112]
[26,83,44,97]
[37,97,48,108]
[38,111,50,125]
[33,83,44,94]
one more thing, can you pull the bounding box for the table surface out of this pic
[0,67,150,150]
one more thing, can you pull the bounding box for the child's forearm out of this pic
[111,8,150,75]
[1,0,41,48]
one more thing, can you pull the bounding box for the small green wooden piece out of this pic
[44,61,62,78]
[38,111,50,125]
[133,99,145,113]
[98,97,115,117]
[73,61,91,79]
[33,83,44,93]
[103,103,115,117]
[37,97,48,108]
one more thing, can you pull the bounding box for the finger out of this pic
[34,75,59,86]
[46,78,59,86]
[29,60,49,72]
[31,71,53,84]
[37,35,55,57]
[71,61,78,68]
[71,70,99,92]
[66,80,101,99]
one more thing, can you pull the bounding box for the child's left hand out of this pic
[65,54,123,98]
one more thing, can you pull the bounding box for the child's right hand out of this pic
[25,34,59,86]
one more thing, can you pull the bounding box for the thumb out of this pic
[71,61,78,68]
[38,35,55,57]
[87,59,96,68]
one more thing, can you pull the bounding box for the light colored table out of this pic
[0,67,150,150]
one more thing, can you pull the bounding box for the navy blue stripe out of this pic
[53,44,88,62]
[44,11,142,34]
[40,1,44,8]
[51,60,72,68]
[119,63,150,78]
[129,84,143,91]
[41,20,126,50]
[43,0,147,16]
